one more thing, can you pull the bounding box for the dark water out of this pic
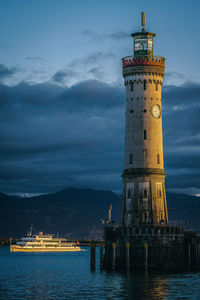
[1,247,200,300]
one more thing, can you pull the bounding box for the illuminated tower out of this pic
[120,12,168,227]
[103,13,193,272]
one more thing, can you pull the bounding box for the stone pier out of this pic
[104,225,200,271]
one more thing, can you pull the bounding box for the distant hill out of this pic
[167,193,200,232]
[0,188,120,238]
[0,188,200,238]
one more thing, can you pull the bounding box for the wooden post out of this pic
[188,243,191,272]
[126,242,130,270]
[196,243,198,270]
[112,242,116,270]
[144,242,148,272]
[100,244,104,270]
[90,244,96,271]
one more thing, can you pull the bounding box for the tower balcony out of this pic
[122,55,165,67]
[122,55,165,77]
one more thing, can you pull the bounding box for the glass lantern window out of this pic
[134,36,153,52]
[148,38,153,50]
[134,39,140,51]
[140,39,148,50]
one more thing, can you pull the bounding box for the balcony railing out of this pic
[122,55,165,68]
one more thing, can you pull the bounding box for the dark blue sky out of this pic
[0,1,200,196]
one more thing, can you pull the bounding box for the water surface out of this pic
[0,247,200,299]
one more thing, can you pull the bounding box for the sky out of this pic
[0,0,200,196]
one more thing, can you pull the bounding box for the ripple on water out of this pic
[0,247,200,299]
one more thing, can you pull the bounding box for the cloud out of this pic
[107,31,130,40]
[56,51,116,84]
[162,82,200,195]
[0,79,124,194]
[164,71,187,86]
[26,57,44,62]
[81,30,98,40]
[52,70,78,83]
[0,64,17,79]
[88,68,103,80]
[69,51,115,68]
[81,30,129,41]
[0,79,200,195]
[165,71,185,80]
[50,52,116,86]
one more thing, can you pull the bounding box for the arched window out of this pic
[157,154,160,164]
[128,189,131,198]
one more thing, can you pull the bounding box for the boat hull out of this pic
[10,246,82,252]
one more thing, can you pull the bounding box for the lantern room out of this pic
[132,32,155,57]
[131,12,156,57]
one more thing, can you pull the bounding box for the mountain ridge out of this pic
[0,187,200,238]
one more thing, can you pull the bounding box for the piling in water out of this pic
[100,244,104,270]
[90,244,96,271]
[112,242,116,270]
[144,242,148,272]
[126,242,130,270]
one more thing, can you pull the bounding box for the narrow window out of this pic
[155,83,158,91]
[157,154,160,164]
[145,212,148,222]
[157,189,162,198]
[144,189,147,198]
[130,83,133,91]
[129,153,133,164]
[143,80,147,90]
[128,189,131,198]
[144,130,147,140]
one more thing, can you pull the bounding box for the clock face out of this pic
[150,104,161,119]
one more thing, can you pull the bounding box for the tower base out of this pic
[104,225,200,271]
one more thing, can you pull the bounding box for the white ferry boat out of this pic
[10,229,82,252]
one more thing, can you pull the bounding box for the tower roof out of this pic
[131,32,156,38]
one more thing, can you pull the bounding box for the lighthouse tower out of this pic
[121,12,168,227]
[103,13,192,272]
